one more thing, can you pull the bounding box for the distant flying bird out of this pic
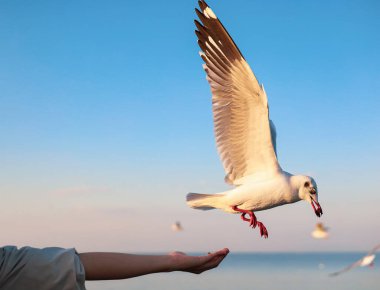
[311,223,329,239]
[186,0,322,238]
[171,221,183,232]
[329,244,380,277]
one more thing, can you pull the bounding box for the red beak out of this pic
[311,199,323,217]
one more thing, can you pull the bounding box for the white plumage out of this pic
[311,223,329,239]
[330,244,380,276]
[187,0,322,238]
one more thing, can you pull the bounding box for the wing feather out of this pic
[195,0,281,185]
[329,244,380,276]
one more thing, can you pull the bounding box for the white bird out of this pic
[171,221,183,232]
[311,223,329,239]
[186,0,323,238]
[329,244,380,276]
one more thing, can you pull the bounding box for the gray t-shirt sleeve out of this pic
[0,246,86,290]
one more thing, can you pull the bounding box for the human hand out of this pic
[168,248,229,274]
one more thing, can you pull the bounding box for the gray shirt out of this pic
[0,246,86,290]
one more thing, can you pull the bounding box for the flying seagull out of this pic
[171,221,183,232]
[186,0,322,238]
[329,244,380,277]
[311,223,329,239]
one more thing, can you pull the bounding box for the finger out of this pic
[199,256,225,271]
[194,248,229,271]
[204,251,228,267]
[216,248,230,255]
[208,248,229,258]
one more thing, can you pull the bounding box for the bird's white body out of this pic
[188,171,302,214]
[361,255,375,267]
[311,223,329,239]
[171,222,183,232]
[311,229,329,239]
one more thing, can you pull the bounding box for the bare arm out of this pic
[79,248,229,280]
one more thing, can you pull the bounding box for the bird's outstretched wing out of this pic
[329,244,380,277]
[367,243,380,256]
[329,259,364,277]
[195,0,281,185]
[269,119,278,157]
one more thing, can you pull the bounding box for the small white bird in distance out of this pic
[329,244,380,277]
[186,0,323,239]
[171,221,183,232]
[311,223,329,239]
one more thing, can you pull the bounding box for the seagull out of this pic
[171,221,183,232]
[329,244,380,277]
[311,223,329,239]
[186,0,322,238]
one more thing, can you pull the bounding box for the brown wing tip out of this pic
[194,19,203,28]
[195,8,205,21]
[198,0,206,10]
[198,0,217,19]
[194,30,202,39]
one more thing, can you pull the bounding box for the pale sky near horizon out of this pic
[0,0,379,253]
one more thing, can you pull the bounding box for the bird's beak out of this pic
[310,196,323,217]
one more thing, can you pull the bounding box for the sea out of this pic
[86,252,379,290]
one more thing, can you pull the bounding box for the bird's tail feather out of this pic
[186,192,225,210]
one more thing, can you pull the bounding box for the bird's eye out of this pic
[304,182,310,187]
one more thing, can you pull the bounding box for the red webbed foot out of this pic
[257,221,269,238]
[239,212,257,228]
[232,205,268,238]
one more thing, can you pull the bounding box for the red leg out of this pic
[232,206,257,227]
[232,205,268,238]
[240,213,250,222]
[257,221,268,239]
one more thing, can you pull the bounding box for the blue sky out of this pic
[0,0,379,252]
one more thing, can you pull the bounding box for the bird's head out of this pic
[297,176,323,217]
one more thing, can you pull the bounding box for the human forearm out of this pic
[79,252,173,280]
[79,248,229,280]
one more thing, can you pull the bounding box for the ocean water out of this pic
[86,253,379,290]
